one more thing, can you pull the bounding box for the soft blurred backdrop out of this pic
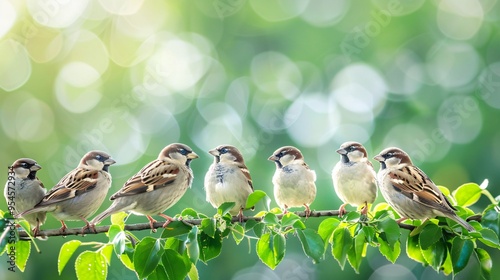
[1,0,500,279]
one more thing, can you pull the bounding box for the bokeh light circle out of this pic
[0,39,32,91]
[426,42,481,89]
[55,62,102,113]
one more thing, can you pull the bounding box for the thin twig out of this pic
[17,209,415,239]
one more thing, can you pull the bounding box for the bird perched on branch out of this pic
[332,142,377,217]
[269,146,316,216]
[18,151,115,234]
[204,145,254,222]
[5,158,46,236]
[91,143,198,231]
[374,147,474,232]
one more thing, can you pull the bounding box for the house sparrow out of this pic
[91,143,198,231]
[373,147,474,232]
[204,145,254,221]
[269,146,316,216]
[5,158,46,236]
[332,142,377,217]
[17,151,115,234]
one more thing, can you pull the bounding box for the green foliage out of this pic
[1,182,500,279]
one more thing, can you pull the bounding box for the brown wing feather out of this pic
[388,165,454,212]
[237,163,253,191]
[36,169,99,206]
[110,160,180,200]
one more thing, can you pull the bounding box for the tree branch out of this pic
[17,209,416,239]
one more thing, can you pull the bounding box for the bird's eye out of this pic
[386,152,394,158]
[277,151,284,158]
[348,146,356,152]
[219,147,228,154]
[95,155,102,160]
[179,149,188,155]
[21,162,28,167]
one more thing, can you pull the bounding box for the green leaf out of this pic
[14,241,30,272]
[186,226,199,264]
[296,229,324,263]
[112,231,126,255]
[246,190,269,210]
[453,183,482,207]
[253,223,265,238]
[119,253,134,271]
[58,240,82,275]
[198,230,222,263]
[162,249,190,280]
[161,221,193,238]
[332,227,352,269]
[273,233,286,266]
[107,224,122,241]
[244,219,258,231]
[200,218,216,238]
[475,248,492,280]
[110,212,128,229]
[292,220,306,230]
[377,218,400,247]
[419,223,442,250]
[441,249,453,276]
[481,204,500,237]
[263,213,279,225]
[451,237,473,274]
[347,231,366,273]
[256,233,279,269]
[75,251,107,280]
[134,237,164,279]
[148,265,168,280]
[232,223,245,245]
[217,202,236,216]
[317,218,340,243]
[479,228,500,248]
[362,226,376,244]
[181,208,199,218]
[100,244,113,265]
[378,236,400,263]
[281,213,301,227]
[420,239,446,271]
[406,234,426,264]
[187,263,199,280]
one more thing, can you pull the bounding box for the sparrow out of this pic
[204,145,254,221]
[373,147,474,232]
[269,146,316,216]
[17,151,115,234]
[91,143,198,231]
[332,142,377,217]
[5,158,46,236]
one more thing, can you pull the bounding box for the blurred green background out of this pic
[1,0,500,279]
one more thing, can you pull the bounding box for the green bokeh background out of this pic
[1,0,500,279]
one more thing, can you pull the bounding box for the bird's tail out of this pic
[449,214,475,232]
[90,202,130,226]
[16,206,52,219]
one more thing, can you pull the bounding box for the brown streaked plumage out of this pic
[374,147,474,232]
[91,143,198,231]
[17,151,115,234]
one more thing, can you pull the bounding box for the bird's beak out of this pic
[105,158,117,165]
[208,149,219,157]
[188,152,199,160]
[31,163,42,171]
[373,155,384,162]
[268,155,278,161]
[336,148,347,155]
